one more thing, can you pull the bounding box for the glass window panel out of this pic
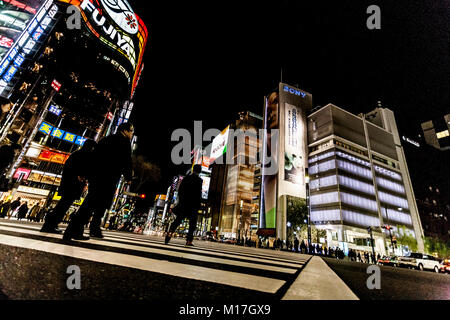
[339,175,375,195]
[310,191,339,205]
[340,192,377,212]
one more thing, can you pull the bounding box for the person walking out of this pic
[165,164,203,247]
[357,251,362,262]
[63,123,134,240]
[40,140,97,234]
[0,199,10,218]
[28,203,41,222]
[9,197,21,218]
[294,238,299,253]
[17,201,28,220]
[300,240,306,254]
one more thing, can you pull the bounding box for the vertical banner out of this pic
[284,103,305,185]
[259,92,279,231]
[278,83,313,240]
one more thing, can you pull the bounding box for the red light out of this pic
[140,194,146,199]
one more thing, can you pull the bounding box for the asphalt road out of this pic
[323,257,450,300]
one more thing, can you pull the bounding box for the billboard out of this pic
[210,125,230,163]
[57,0,148,99]
[284,102,306,185]
[259,92,279,230]
[259,83,312,238]
[0,0,59,97]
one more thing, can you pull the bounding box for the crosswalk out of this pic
[0,219,311,299]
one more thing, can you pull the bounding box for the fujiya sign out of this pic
[99,0,138,35]
[80,0,136,61]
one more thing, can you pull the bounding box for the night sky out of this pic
[129,0,450,193]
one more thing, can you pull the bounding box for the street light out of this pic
[384,206,394,254]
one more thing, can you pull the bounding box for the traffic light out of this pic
[385,225,391,230]
[139,194,146,199]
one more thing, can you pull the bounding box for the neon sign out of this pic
[57,0,147,99]
[283,85,307,98]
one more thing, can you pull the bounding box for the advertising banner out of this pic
[277,83,312,240]
[259,92,279,230]
[210,125,230,163]
[284,103,305,185]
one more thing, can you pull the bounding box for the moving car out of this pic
[439,259,450,274]
[378,255,399,267]
[398,253,441,272]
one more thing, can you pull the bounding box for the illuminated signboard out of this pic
[38,121,87,146]
[210,126,230,163]
[62,131,76,143]
[13,167,31,180]
[38,121,53,134]
[38,149,69,164]
[48,104,62,115]
[50,127,65,139]
[51,79,61,91]
[57,0,148,99]
[17,185,50,196]
[0,0,59,97]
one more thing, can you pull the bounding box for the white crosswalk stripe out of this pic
[0,220,311,295]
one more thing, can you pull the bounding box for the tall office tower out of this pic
[307,104,425,255]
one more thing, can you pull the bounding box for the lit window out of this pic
[436,130,449,139]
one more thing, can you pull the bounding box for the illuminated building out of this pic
[307,104,425,254]
[208,111,263,240]
[0,0,147,204]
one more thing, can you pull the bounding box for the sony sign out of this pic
[283,85,307,98]
[80,0,136,65]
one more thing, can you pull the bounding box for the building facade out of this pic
[307,104,424,255]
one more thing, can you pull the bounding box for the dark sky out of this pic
[129,0,450,193]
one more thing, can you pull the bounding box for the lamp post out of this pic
[367,226,376,260]
[384,206,394,254]
[305,174,311,246]
[238,199,243,245]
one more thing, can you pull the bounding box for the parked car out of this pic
[398,252,441,272]
[378,255,399,267]
[439,259,450,274]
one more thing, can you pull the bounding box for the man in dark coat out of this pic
[165,164,203,246]
[0,143,20,175]
[40,140,97,234]
[17,201,28,220]
[63,123,134,240]
[10,197,21,216]
[294,238,299,252]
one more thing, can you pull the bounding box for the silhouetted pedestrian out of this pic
[17,202,28,220]
[64,123,134,240]
[165,164,203,247]
[294,238,299,252]
[41,140,96,234]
